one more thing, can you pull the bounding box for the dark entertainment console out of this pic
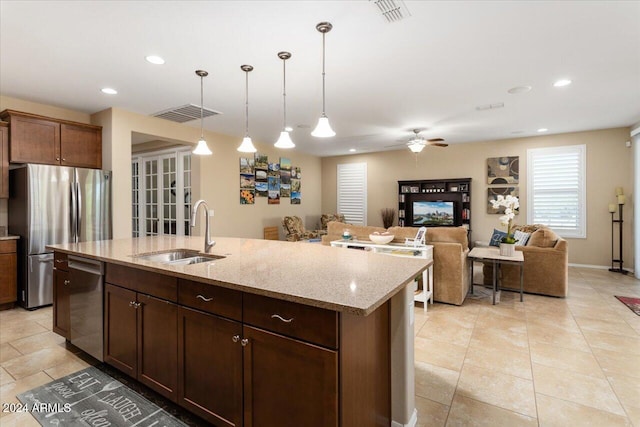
[398,178,472,241]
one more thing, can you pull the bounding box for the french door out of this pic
[132,149,192,237]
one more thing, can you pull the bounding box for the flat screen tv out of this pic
[413,201,455,226]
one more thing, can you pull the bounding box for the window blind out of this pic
[527,145,586,238]
[337,163,367,225]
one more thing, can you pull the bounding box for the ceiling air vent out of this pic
[152,104,222,123]
[371,0,411,23]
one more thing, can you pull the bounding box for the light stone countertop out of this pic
[47,235,431,316]
[0,235,20,241]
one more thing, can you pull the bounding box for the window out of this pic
[527,145,586,238]
[337,163,367,225]
[132,148,192,237]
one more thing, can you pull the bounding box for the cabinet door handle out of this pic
[196,294,213,302]
[56,157,60,161]
[135,302,142,308]
[63,280,70,286]
[271,314,294,323]
[62,158,66,161]
[232,335,240,343]
[129,301,136,307]
[56,259,65,263]
[241,338,249,347]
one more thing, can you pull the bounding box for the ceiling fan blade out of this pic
[427,142,448,147]
[427,138,445,142]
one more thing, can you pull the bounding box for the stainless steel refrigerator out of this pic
[9,164,112,309]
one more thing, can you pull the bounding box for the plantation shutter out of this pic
[527,145,586,238]
[337,163,367,225]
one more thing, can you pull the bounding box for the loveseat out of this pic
[322,222,470,305]
[482,224,568,297]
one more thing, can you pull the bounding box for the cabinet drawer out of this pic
[0,240,16,254]
[178,279,242,322]
[53,251,68,271]
[106,264,177,302]
[243,293,338,349]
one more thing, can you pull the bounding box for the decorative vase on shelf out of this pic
[499,242,515,257]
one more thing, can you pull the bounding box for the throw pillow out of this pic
[528,228,559,248]
[489,229,507,247]
[513,230,531,246]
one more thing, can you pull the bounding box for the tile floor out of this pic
[0,266,639,426]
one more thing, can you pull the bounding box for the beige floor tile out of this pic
[575,315,639,338]
[418,321,474,347]
[527,322,591,352]
[456,363,536,418]
[415,396,449,427]
[1,346,75,380]
[415,361,460,406]
[463,345,532,380]
[593,347,640,379]
[0,371,53,406]
[529,341,604,378]
[623,404,640,427]
[582,329,640,355]
[0,322,48,345]
[0,411,41,427]
[426,310,478,329]
[475,311,527,333]
[445,393,537,427]
[0,366,14,386]
[415,336,467,371]
[469,326,529,354]
[606,372,640,414]
[536,393,632,427]
[9,331,66,355]
[532,363,625,416]
[0,343,21,364]
[44,356,91,379]
[569,303,624,320]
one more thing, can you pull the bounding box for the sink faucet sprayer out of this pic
[191,200,215,253]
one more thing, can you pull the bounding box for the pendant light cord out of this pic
[282,58,287,130]
[200,75,204,139]
[321,31,326,115]
[245,71,249,137]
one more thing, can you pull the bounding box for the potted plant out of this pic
[490,195,519,256]
[381,208,396,229]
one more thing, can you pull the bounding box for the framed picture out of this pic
[487,156,519,185]
[487,187,519,214]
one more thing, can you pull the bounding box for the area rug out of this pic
[17,366,188,426]
[615,296,640,316]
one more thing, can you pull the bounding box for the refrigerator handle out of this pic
[70,180,78,243]
[76,181,82,243]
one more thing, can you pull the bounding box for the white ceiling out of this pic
[1,1,639,157]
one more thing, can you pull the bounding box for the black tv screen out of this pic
[413,201,454,226]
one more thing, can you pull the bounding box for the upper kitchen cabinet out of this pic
[0,110,102,169]
[0,122,8,199]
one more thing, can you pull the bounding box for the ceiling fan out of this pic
[387,129,448,153]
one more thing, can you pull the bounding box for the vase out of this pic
[499,243,516,257]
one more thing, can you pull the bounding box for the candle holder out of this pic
[609,200,628,274]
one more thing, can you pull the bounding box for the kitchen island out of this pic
[49,236,430,427]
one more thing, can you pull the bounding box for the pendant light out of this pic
[311,22,336,138]
[193,70,213,155]
[274,51,295,149]
[237,65,257,153]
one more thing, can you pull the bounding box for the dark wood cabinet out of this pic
[178,307,243,427]
[104,283,137,377]
[0,122,8,199]
[243,326,338,427]
[0,240,17,309]
[0,110,102,169]
[52,269,70,337]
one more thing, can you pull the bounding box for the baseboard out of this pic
[568,263,634,274]
[391,408,417,427]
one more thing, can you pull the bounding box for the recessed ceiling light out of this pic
[537,128,548,133]
[101,88,117,95]
[476,102,504,111]
[553,79,572,87]
[284,126,293,132]
[145,55,165,65]
[507,86,532,94]
[349,148,356,152]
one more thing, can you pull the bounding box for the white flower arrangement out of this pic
[490,195,519,243]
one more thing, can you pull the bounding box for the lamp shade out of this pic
[193,138,212,155]
[408,143,424,153]
[311,115,336,138]
[274,131,295,149]
[237,136,257,153]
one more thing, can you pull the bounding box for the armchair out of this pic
[282,216,319,242]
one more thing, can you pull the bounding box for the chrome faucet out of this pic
[191,200,215,253]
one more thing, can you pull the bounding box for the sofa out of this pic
[482,224,568,297]
[322,222,470,305]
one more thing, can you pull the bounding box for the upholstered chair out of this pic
[282,216,319,242]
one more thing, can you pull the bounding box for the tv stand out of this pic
[398,178,472,241]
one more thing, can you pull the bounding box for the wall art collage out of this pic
[240,154,301,205]
[486,156,519,214]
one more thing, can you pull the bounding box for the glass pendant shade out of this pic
[237,136,257,153]
[274,131,295,149]
[408,143,425,153]
[193,138,212,155]
[311,115,336,137]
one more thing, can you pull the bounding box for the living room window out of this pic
[527,144,586,238]
[337,163,367,225]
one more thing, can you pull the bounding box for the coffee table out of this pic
[468,246,524,304]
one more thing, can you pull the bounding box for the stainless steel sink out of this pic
[133,249,224,265]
